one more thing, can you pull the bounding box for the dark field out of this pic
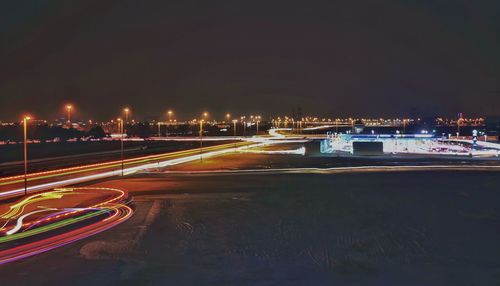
[1,171,500,285]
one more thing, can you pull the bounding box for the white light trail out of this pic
[6,208,56,235]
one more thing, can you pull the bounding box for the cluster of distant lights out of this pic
[3,102,487,127]
[435,117,485,126]
[12,104,266,125]
[269,116,487,127]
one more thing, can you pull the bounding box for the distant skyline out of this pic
[1,1,499,121]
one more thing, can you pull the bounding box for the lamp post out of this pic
[23,116,31,196]
[66,105,73,124]
[167,110,173,137]
[123,107,130,123]
[241,116,246,136]
[200,112,208,161]
[256,116,261,135]
[118,118,124,176]
[232,119,237,137]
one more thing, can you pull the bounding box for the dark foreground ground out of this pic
[1,170,500,286]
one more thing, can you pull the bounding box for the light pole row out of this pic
[19,107,256,197]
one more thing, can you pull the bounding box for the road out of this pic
[0,140,234,176]
[0,141,254,199]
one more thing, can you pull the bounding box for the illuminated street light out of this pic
[123,107,130,123]
[232,119,238,137]
[241,116,246,136]
[66,104,73,123]
[23,115,31,196]
[166,110,173,137]
[117,118,124,176]
[256,115,261,135]
[199,119,204,161]
[200,112,209,161]
[226,113,231,122]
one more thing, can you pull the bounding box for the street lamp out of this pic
[241,116,246,136]
[123,107,130,123]
[167,110,173,137]
[117,118,124,176]
[23,115,31,196]
[232,119,238,137]
[256,115,261,135]
[66,105,73,124]
[226,113,231,122]
[200,112,208,161]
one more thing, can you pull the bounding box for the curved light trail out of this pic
[0,187,132,265]
[6,208,56,236]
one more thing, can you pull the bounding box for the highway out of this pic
[0,129,310,199]
[0,141,255,199]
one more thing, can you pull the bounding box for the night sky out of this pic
[1,0,499,121]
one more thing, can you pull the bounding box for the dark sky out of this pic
[1,0,499,121]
